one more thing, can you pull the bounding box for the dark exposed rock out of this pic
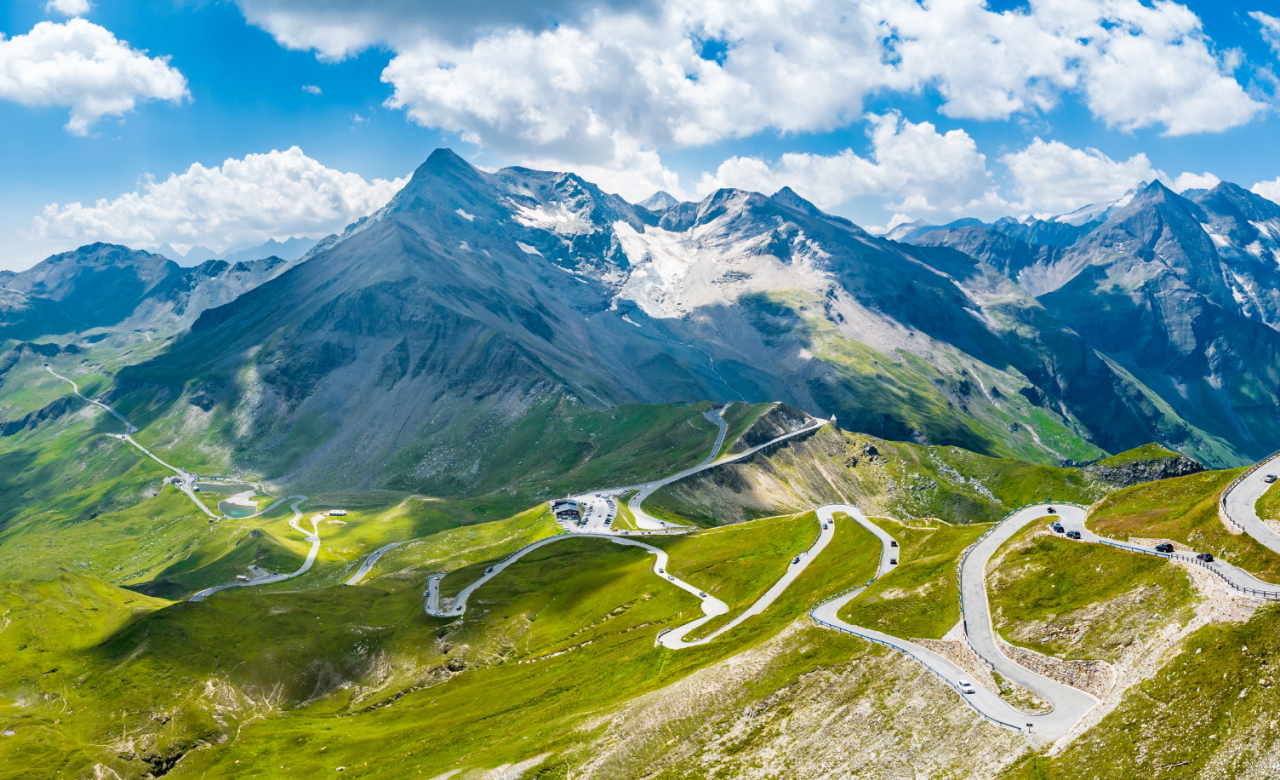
[1084,455,1206,488]
[0,396,78,436]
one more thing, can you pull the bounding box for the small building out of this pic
[328,510,348,517]
[551,498,581,522]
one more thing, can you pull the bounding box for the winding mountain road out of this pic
[423,533,730,626]
[807,507,1083,737]
[659,507,839,648]
[346,541,408,586]
[190,498,319,601]
[959,505,1100,735]
[1221,452,1280,556]
[44,366,138,433]
[44,365,322,600]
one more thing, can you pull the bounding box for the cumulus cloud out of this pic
[301,84,322,94]
[45,0,92,17]
[0,19,187,134]
[236,0,1262,180]
[1169,171,1220,192]
[236,0,658,60]
[1001,138,1220,216]
[1002,139,1160,215]
[1252,11,1280,57]
[696,112,1003,218]
[1252,178,1280,205]
[32,147,407,252]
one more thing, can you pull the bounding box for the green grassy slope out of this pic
[651,512,817,639]
[716,401,773,457]
[646,425,1115,528]
[837,515,987,639]
[1090,469,1280,582]
[1256,480,1280,524]
[988,521,1196,663]
[0,512,885,779]
[1001,605,1280,780]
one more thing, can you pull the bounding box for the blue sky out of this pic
[1,0,1278,269]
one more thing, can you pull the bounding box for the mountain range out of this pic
[6,149,1280,494]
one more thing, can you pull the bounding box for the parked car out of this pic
[1066,530,1081,540]
[958,679,977,695]
[1051,523,1065,534]
[1155,543,1175,553]
[1197,552,1215,563]
[1046,506,1056,514]
[1266,474,1278,484]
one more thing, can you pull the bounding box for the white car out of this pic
[958,679,976,694]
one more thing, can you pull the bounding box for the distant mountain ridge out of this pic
[0,244,304,339]
[911,180,1280,461]
[150,236,319,267]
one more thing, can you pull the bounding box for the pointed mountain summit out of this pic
[639,191,679,212]
[111,150,1268,494]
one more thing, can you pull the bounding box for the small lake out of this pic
[195,482,259,518]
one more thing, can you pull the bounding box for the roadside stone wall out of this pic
[995,636,1114,699]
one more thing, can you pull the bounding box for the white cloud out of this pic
[1001,139,1158,215]
[1074,2,1260,135]
[235,0,1262,186]
[696,112,1003,218]
[881,0,1261,136]
[45,0,91,17]
[521,135,685,203]
[32,147,407,252]
[0,19,187,134]
[235,0,658,59]
[301,84,322,94]
[1252,11,1280,57]
[1169,171,1220,192]
[1252,178,1280,205]
[1001,137,1220,215]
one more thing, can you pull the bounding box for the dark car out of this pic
[1197,552,1215,563]
[1065,530,1081,540]
[1046,507,1056,514]
[1155,543,1175,553]
[1051,523,1065,534]
[890,540,898,548]
[889,558,898,565]
[792,556,801,564]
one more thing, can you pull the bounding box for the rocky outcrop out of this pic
[0,395,79,436]
[1084,454,1206,487]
